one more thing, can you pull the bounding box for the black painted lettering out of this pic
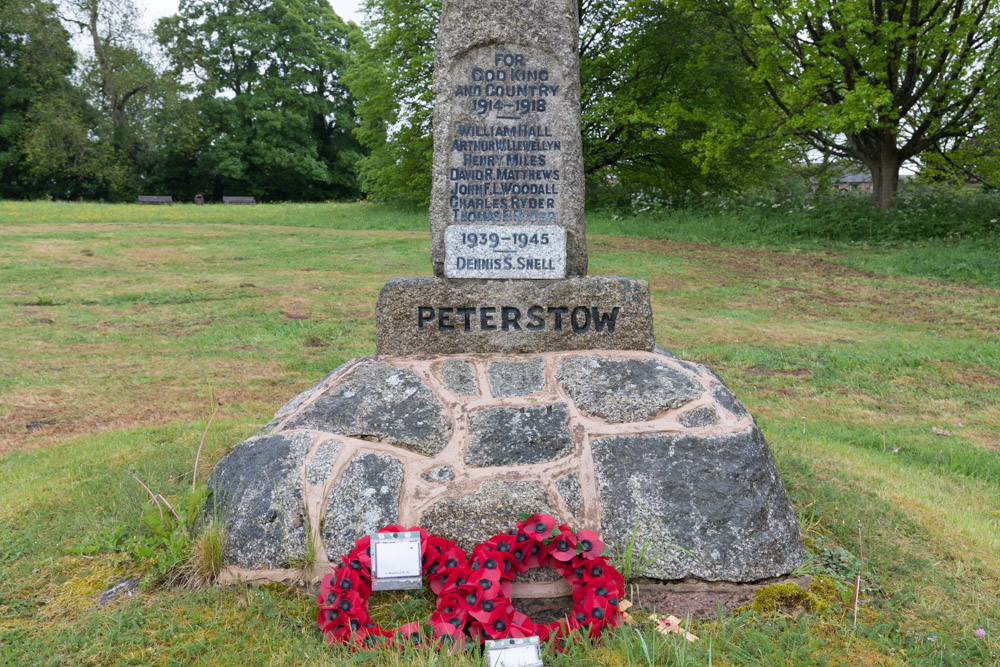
[438,307,454,330]
[456,307,476,331]
[526,305,545,330]
[501,307,522,331]
[571,306,591,333]
[417,306,435,330]
[592,307,619,333]
[547,306,568,332]
[480,307,497,330]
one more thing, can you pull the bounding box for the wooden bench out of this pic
[138,195,173,205]
[223,196,256,205]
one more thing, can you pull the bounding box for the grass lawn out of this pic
[0,200,998,665]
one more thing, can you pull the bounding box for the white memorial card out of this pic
[371,531,423,591]
[485,636,543,667]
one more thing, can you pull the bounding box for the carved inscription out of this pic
[444,225,565,278]
[416,306,620,334]
[449,49,564,226]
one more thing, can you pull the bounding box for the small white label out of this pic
[374,540,421,579]
[445,225,566,279]
[485,637,543,667]
[371,532,423,590]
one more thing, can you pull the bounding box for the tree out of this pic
[706,0,1000,210]
[348,0,771,204]
[345,0,439,203]
[156,0,364,200]
[580,0,772,197]
[0,0,76,198]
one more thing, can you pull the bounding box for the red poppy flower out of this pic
[576,529,604,558]
[522,538,550,569]
[328,590,366,617]
[492,549,519,580]
[545,617,582,652]
[483,533,516,555]
[422,535,451,568]
[483,602,516,639]
[456,582,484,611]
[431,605,468,637]
[322,622,351,645]
[316,607,344,633]
[549,528,579,562]
[509,610,536,638]
[580,595,613,627]
[395,621,423,647]
[346,536,372,570]
[435,564,473,595]
[468,595,503,623]
[334,565,370,598]
[572,577,619,605]
[522,513,557,540]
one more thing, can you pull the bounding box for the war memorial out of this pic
[207,0,805,628]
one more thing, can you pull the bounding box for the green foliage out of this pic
[155,0,364,201]
[0,203,999,662]
[348,0,770,204]
[129,483,213,577]
[703,0,1000,210]
[737,581,833,614]
[345,0,439,204]
[0,0,76,198]
[608,521,666,582]
[581,0,774,201]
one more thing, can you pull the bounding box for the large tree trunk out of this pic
[866,141,901,213]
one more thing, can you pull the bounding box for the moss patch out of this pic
[738,577,836,615]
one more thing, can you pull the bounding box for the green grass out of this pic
[1,201,998,664]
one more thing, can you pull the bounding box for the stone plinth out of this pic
[375,276,654,355]
[210,350,805,587]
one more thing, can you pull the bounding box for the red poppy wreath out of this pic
[316,515,625,651]
[316,525,469,647]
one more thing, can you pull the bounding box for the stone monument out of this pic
[208,0,805,608]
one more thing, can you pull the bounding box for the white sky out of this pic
[135,0,365,29]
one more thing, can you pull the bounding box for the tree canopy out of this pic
[3,0,1000,209]
[706,0,1000,210]
[156,0,365,200]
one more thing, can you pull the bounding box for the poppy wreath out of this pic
[316,516,624,650]
[431,513,625,648]
[316,525,469,648]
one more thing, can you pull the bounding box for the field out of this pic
[0,200,998,665]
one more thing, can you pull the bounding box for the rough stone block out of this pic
[678,405,720,428]
[208,432,313,569]
[436,358,479,396]
[419,479,560,552]
[284,364,450,455]
[322,452,404,560]
[375,276,654,355]
[591,426,805,581]
[556,356,703,422]
[488,358,545,397]
[465,403,574,466]
[554,472,582,514]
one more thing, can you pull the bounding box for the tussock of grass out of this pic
[182,521,227,588]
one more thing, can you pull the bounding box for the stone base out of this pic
[210,349,805,590]
[375,276,654,355]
